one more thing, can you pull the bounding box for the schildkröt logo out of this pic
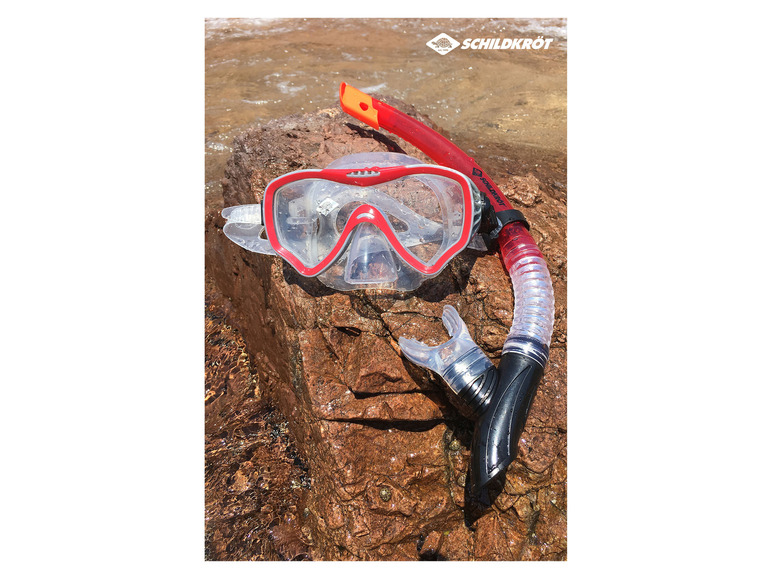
[426,33,460,55]
[427,33,556,54]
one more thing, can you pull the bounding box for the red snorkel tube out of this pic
[340,83,555,497]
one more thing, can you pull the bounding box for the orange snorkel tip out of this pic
[339,82,380,130]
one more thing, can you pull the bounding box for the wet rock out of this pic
[474,513,519,560]
[418,530,444,559]
[204,281,311,561]
[204,97,567,560]
[504,174,544,207]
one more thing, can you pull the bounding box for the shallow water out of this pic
[205,18,567,204]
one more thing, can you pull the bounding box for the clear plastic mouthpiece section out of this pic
[399,305,495,415]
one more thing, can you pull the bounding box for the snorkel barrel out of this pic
[341,83,555,495]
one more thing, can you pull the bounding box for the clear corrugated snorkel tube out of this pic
[499,222,555,368]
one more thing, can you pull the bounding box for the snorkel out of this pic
[340,83,555,497]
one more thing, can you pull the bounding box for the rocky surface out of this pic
[205,280,312,561]
[204,96,567,560]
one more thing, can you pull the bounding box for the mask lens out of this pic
[272,173,468,268]
[381,175,466,265]
[273,179,339,268]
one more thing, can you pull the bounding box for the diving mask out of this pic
[223,152,486,291]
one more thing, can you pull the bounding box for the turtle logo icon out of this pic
[427,33,460,55]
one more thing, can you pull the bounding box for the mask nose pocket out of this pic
[344,223,399,285]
